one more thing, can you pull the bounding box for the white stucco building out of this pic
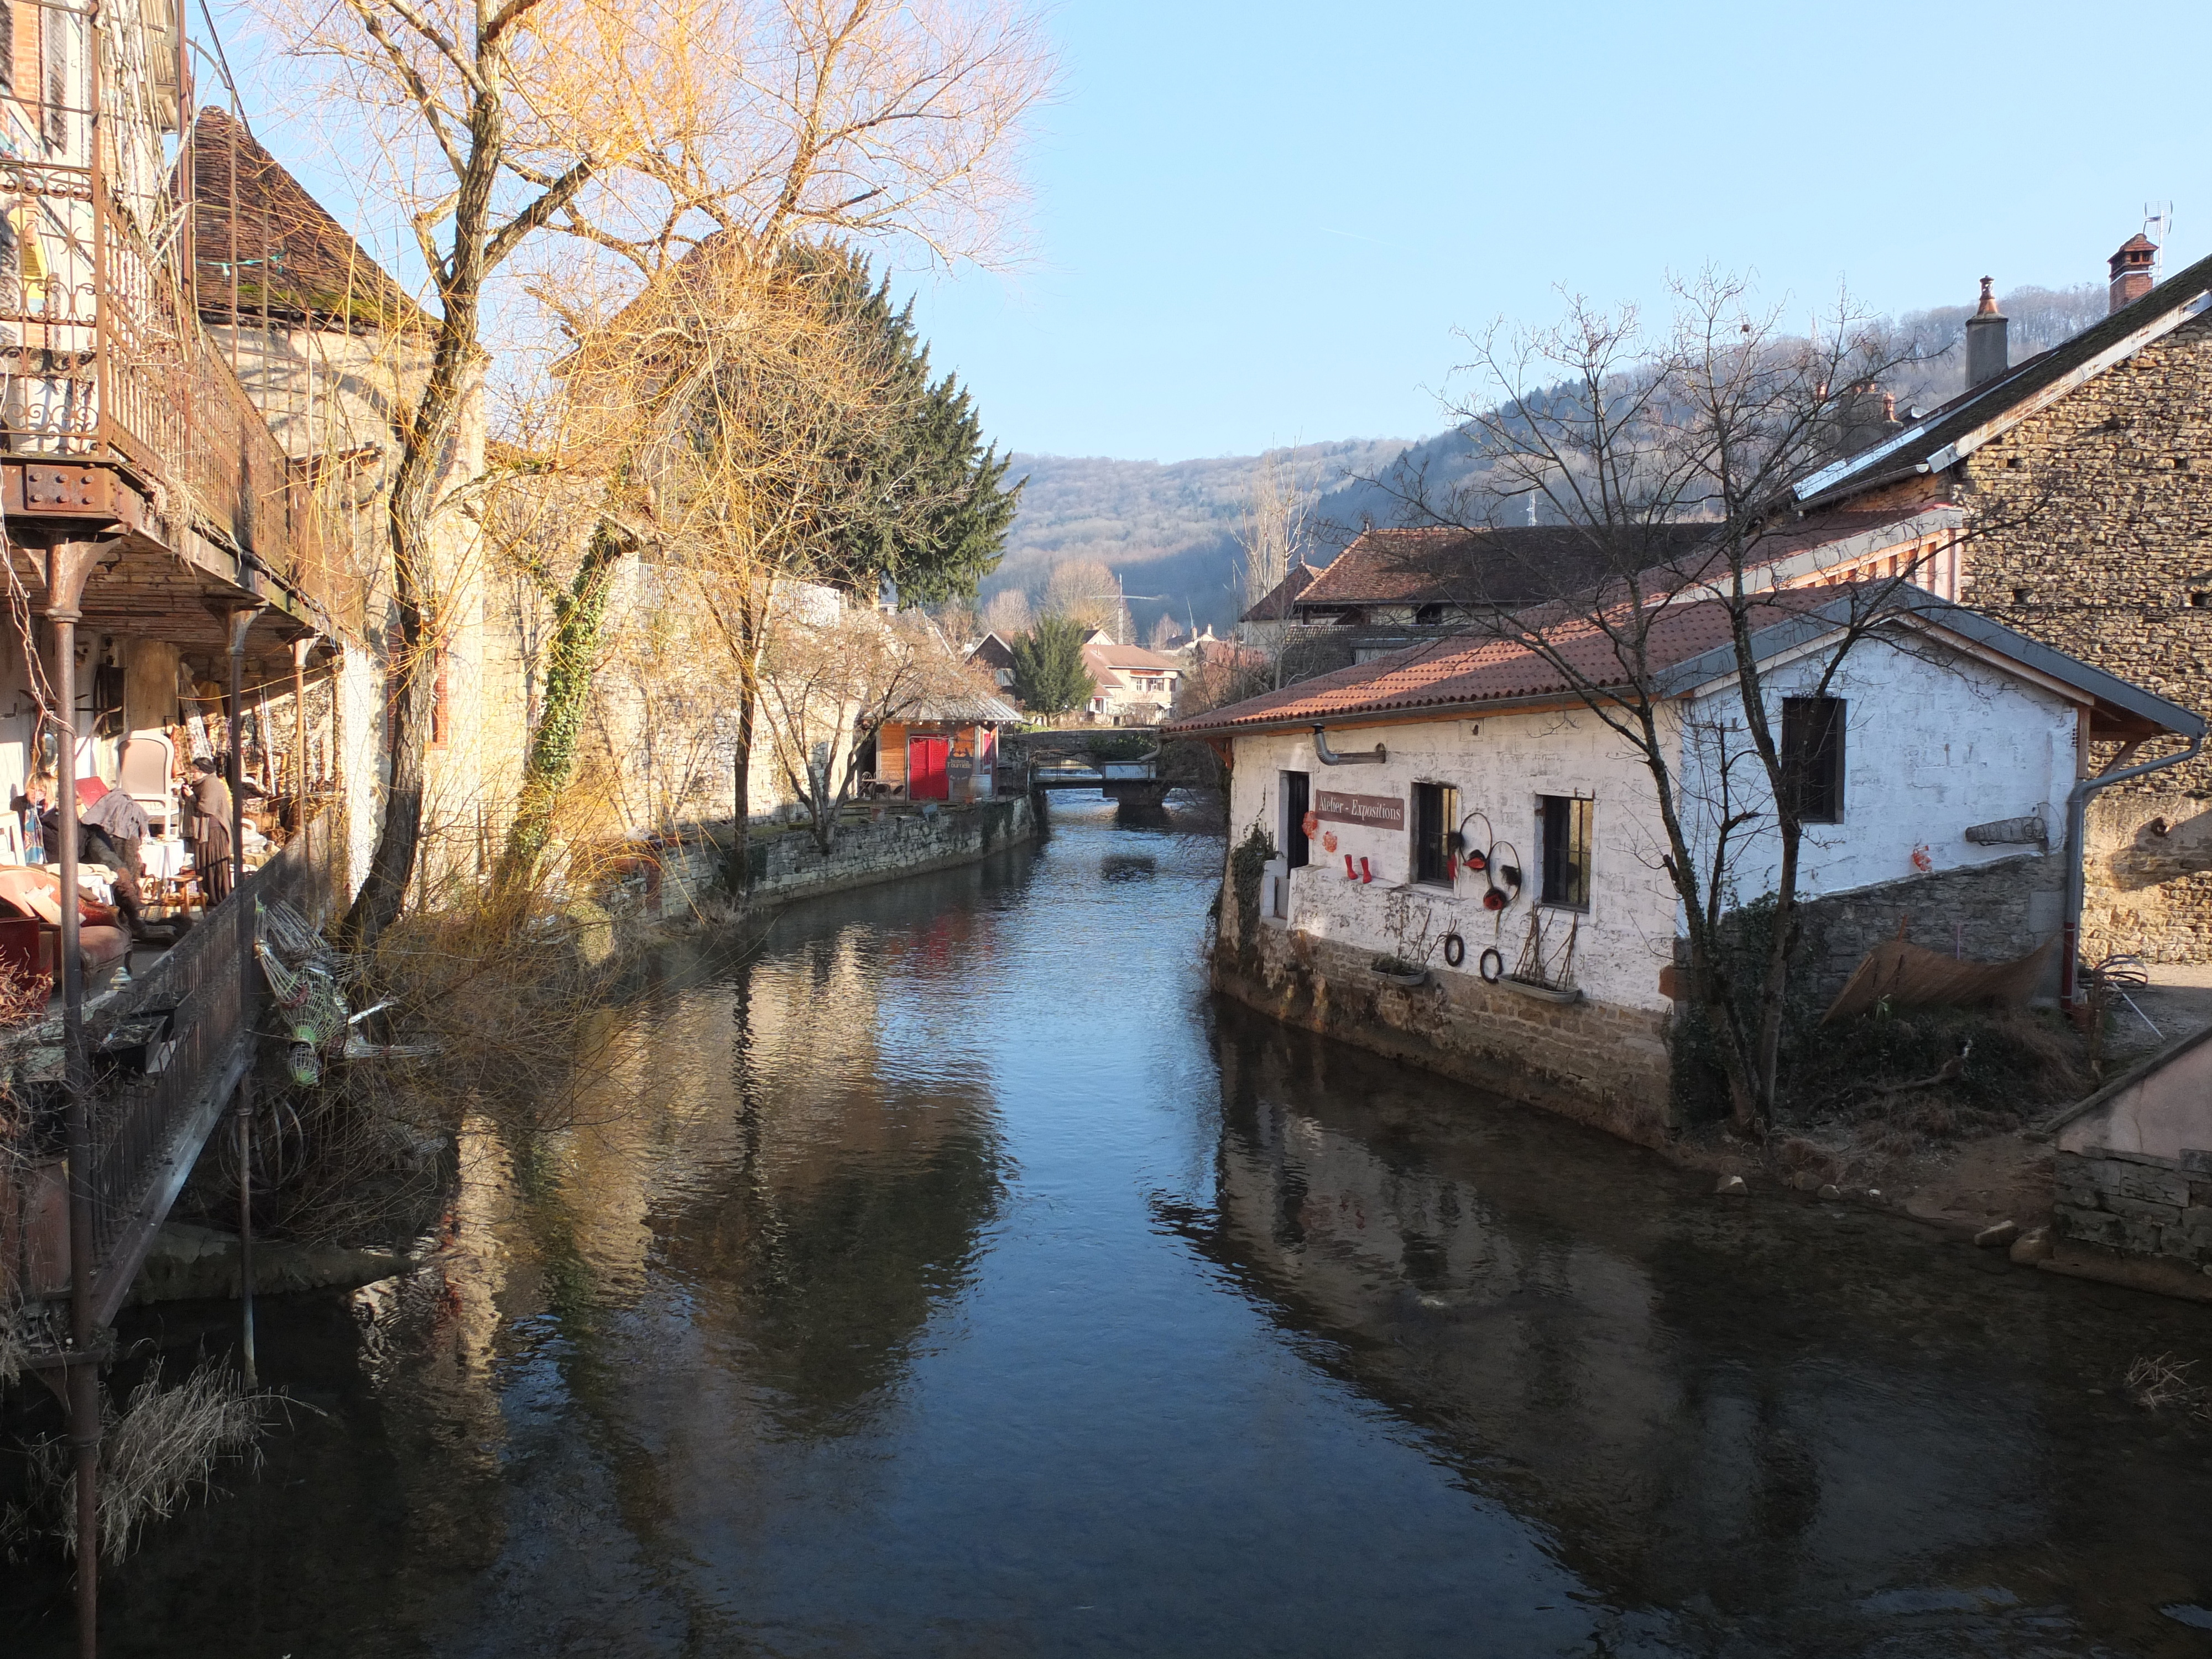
[1169,589,2203,1139]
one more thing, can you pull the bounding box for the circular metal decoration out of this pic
[1441,931,1465,968]
[1301,810,1319,840]
[1478,946,1505,983]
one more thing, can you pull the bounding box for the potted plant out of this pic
[1371,886,1439,986]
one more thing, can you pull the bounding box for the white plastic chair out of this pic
[118,730,175,837]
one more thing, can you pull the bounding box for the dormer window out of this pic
[1415,603,1444,625]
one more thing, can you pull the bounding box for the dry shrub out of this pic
[2126,1353,2212,1419]
[13,1358,272,1562]
[0,957,50,1029]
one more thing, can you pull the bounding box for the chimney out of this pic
[1965,276,2008,389]
[2109,233,2158,314]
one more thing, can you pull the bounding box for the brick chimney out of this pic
[1965,277,2008,389]
[2109,233,2158,314]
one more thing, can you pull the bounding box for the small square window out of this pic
[1781,696,1846,824]
[2190,592,2210,609]
[2012,587,2032,604]
[1537,795,1592,910]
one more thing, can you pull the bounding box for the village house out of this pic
[1080,632,1181,724]
[1773,235,2212,963]
[1237,562,1318,651]
[1168,588,2200,1143]
[965,629,1019,693]
[1241,526,1711,668]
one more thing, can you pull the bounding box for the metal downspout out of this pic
[1312,725,1386,765]
[2062,731,2205,1007]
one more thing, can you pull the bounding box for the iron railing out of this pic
[0,93,330,615]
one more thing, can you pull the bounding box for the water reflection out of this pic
[1182,1004,2212,1655]
[11,796,2212,1658]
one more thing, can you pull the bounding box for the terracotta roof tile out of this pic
[189,107,431,333]
[1238,562,1318,622]
[1296,523,1713,611]
[1165,592,1837,734]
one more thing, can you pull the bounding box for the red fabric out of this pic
[76,777,109,805]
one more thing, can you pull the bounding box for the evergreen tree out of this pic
[1009,614,1095,715]
[787,242,1023,602]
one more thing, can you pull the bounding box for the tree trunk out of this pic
[340,512,441,948]
[338,75,509,947]
[497,522,628,893]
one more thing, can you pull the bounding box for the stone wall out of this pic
[596,798,1037,926]
[1950,310,2212,959]
[2053,1146,2212,1269]
[1214,896,1675,1148]
[1785,849,2067,1003]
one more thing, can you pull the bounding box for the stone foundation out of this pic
[2053,1146,2212,1269]
[1214,915,1674,1147]
[1787,851,2067,1003]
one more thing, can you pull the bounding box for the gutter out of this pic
[1313,724,1386,765]
[2062,732,2205,1007]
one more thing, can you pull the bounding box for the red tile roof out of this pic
[189,107,431,332]
[1239,562,1319,622]
[1297,524,1712,611]
[1164,590,1857,734]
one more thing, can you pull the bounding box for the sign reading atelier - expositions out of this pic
[1313,790,1404,830]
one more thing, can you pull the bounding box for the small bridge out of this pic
[1025,754,1171,807]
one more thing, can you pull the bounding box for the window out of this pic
[429,647,451,748]
[1412,781,1458,887]
[1537,795,1592,909]
[1414,602,1445,626]
[1281,770,1310,870]
[1781,695,1846,823]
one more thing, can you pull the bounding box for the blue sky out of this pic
[901,0,2212,462]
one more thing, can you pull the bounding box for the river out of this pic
[13,794,2212,1656]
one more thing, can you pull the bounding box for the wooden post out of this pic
[226,604,263,1384]
[48,539,103,1659]
[291,636,309,832]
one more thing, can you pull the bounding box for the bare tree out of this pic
[1388,274,1953,1133]
[1234,448,1311,617]
[257,0,1054,939]
[758,601,970,852]
[1042,556,1126,639]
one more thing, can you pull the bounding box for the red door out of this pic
[909,737,950,800]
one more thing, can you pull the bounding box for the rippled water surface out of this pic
[15,795,2212,1657]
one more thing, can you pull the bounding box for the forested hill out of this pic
[988,439,1407,637]
[988,281,2108,640]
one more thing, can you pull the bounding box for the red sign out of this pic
[1313,790,1404,830]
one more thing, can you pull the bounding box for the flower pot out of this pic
[1370,959,1429,988]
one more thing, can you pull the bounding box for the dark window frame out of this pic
[1282,769,1310,870]
[1780,696,1846,825]
[1412,781,1458,888]
[1537,794,1593,911]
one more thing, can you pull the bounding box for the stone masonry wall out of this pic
[747,799,1035,904]
[593,798,1036,926]
[1784,849,2067,1003]
[2054,1146,2212,1269]
[1214,883,1675,1148]
[1951,310,2212,959]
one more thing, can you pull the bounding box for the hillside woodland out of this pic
[993,281,2109,639]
